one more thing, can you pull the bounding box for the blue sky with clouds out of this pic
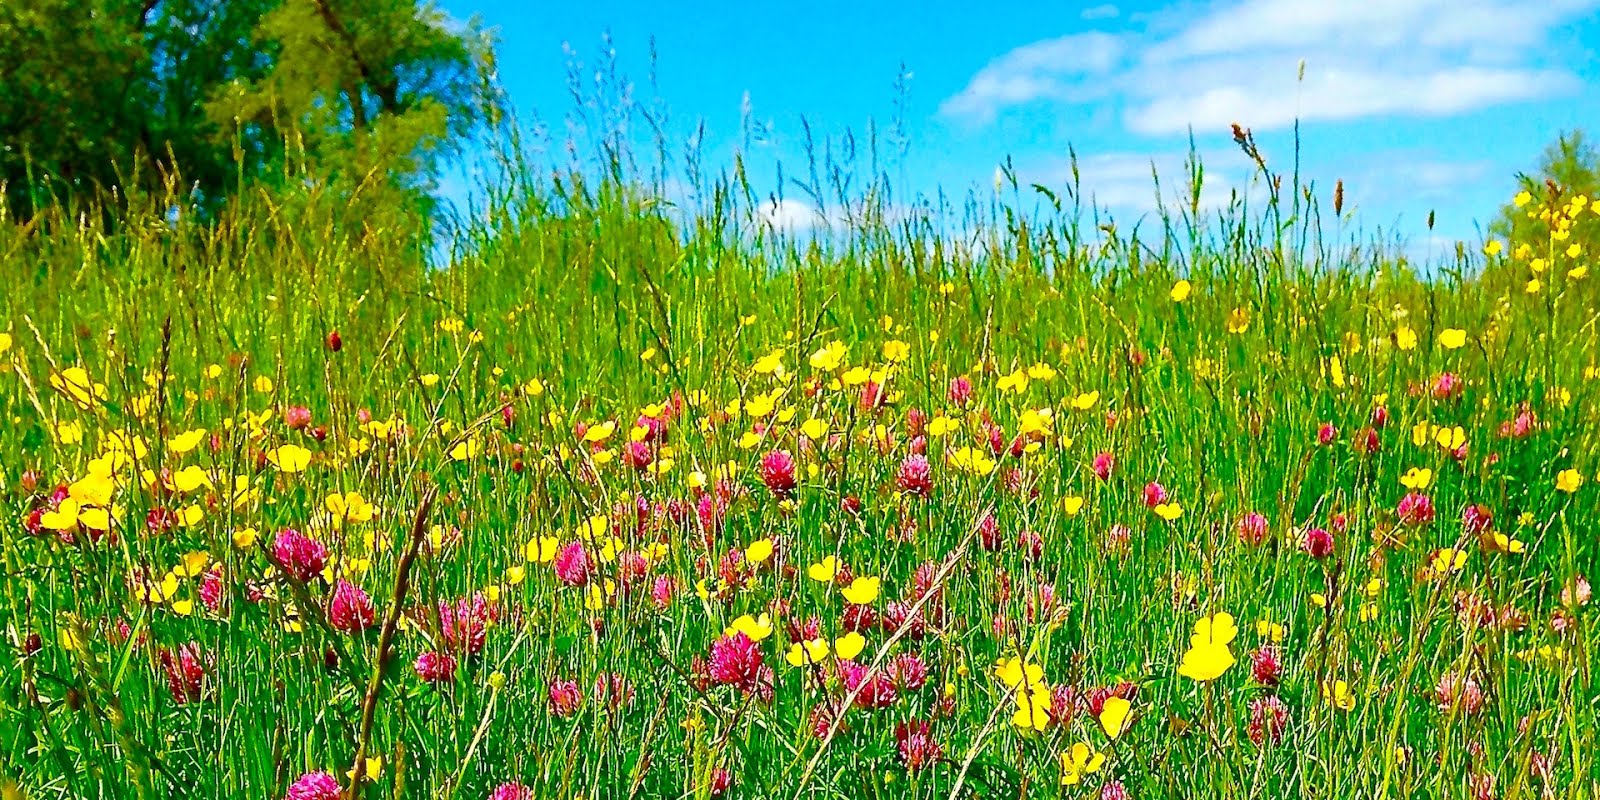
[438,0,1600,248]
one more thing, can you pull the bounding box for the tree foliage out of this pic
[0,0,492,219]
[1493,129,1600,250]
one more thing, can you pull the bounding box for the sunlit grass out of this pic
[1,120,1597,800]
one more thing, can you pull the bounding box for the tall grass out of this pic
[0,60,1596,800]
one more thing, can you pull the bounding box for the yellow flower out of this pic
[1556,468,1583,493]
[70,472,116,506]
[745,538,774,565]
[833,631,865,660]
[1153,502,1183,521]
[1489,532,1526,555]
[1400,467,1432,489]
[40,498,83,531]
[178,551,210,577]
[168,466,212,493]
[266,444,312,473]
[1410,421,1433,447]
[882,339,910,363]
[1059,742,1105,786]
[168,428,207,455]
[1324,355,1345,388]
[1434,426,1466,451]
[992,656,1042,692]
[1324,679,1356,711]
[1393,325,1418,351]
[1514,190,1532,208]
[927,415,960,437]
[363,418,398,440]
[753,350,785,375]
[1438,328,1467,350]
[1226,307,1251,334]
[807,556,842,583]
[1483,240,1502,257]
[325,491,376,525]
[1062,495,1085,517]
[1170,279,1192,302]
[346,757,383,782]
[800,418,829,440]
[997,369,1029,394]
[583,421,616,443]
[1071,390,1099,411]
[1012,682,1053,731]
[50,367,107,409]
[1018,407,1053,436]
[1429,547,1469,575]
[584,579,616,611]
[841,576,881,605]
[0,332,10,355]
[786,638,832,666]
[177,504,204,528]
[1178,612,1237,682]
[746,389,782,416]
[54,420,84,445]
[449,438,481,462]
[233,528,259,548]
[725,613,773,642]
[1255,620,1286,642]
[1099,696,1131,739]
[947,446,996,476]
[808,340,848,372]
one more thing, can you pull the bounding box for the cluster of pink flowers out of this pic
[758,450,797,497]
[708,631,765,690]
[159,642,207,704]
[328,580,376,633]
[273,529,327,582]
[894,719,942,771]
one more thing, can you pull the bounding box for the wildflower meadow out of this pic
[2,23,1600,800]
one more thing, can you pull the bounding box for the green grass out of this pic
[0,121,1597,800]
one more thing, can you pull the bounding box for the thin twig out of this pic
[345,485,439,800]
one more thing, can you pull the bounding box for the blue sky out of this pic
[438,0,1600,249]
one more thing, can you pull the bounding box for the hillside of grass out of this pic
[1,117,1597,800]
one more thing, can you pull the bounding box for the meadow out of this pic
[0,120,1597,800]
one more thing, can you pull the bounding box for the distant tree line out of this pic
[1493,130,1600,249]
[0,0,495,220]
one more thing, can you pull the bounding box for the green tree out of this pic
[1492,129,1600,250]
[0,0,491,220]
[207,0,493,220]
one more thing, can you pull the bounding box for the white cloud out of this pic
[938,33,1122,122]
[941,0,1595,135]
[1080,4,1119,20]
[1124,65,1580,135]
[758,198,825,231]
[1152,0,1590,61]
